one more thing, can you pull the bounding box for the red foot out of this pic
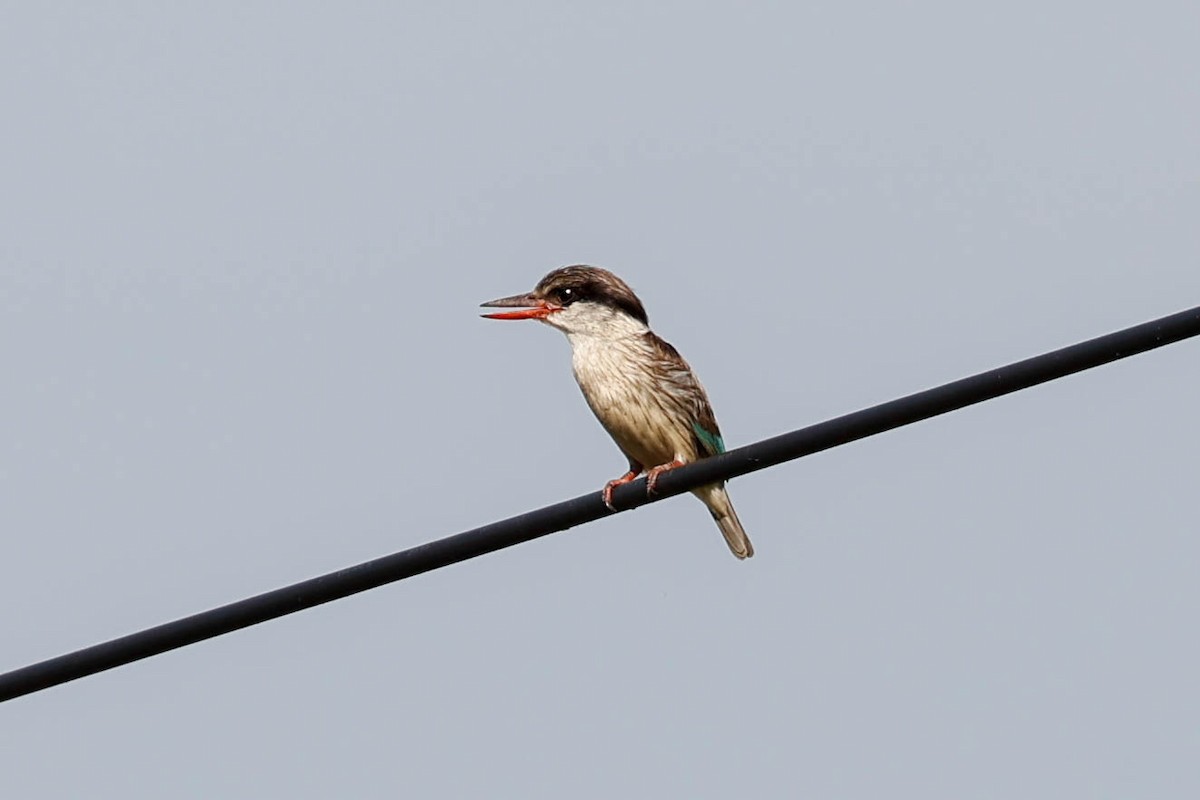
[602,466,643,511]
[645,459,686,495]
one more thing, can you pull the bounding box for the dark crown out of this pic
[534,265,649,324]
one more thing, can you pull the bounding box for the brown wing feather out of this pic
[642,332,723,459]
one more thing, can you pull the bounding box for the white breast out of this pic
[567,332,695,469]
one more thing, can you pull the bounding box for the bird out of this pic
[480,265,753,559]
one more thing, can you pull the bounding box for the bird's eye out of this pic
[555,287,577,305]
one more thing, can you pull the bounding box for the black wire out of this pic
[2,305,1198,703]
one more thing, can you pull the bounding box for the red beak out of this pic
[479,292,561,320]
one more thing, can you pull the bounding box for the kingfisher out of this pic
[480,265,753,559]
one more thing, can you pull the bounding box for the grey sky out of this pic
[2,3,1198,797]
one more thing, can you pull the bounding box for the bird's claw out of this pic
[645,459,686,496]
[602,467,642,511]
[602,482,620,512]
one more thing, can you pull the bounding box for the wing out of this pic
[692,412,726,457]
[643,332,726,459]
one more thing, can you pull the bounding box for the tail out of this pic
[695,483,754,560]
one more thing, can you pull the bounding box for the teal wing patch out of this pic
[692,421,726,456]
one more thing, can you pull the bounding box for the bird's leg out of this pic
[603,463,643,511]
[645,459,686,496]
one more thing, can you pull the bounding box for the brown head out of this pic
[480,266,649,331]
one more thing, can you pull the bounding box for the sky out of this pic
[1,2,1198,797]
